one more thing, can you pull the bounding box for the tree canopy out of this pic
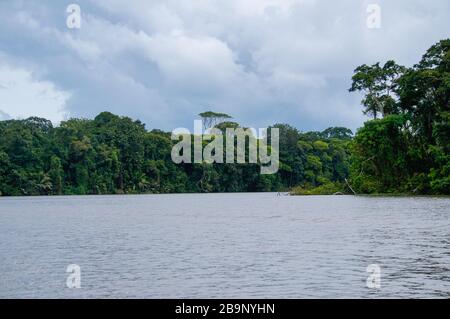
[0,40,448,196]
[349,39,450,194]
[0,112,352,196]
[198,111,233,130]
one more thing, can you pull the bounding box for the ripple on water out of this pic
[0,194,449,298]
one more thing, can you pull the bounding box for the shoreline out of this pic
[0,192,449,198]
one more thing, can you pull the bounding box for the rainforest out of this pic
[0,40,448,196]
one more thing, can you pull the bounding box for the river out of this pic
[0,193,449,298]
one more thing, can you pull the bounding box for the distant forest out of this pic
[0,40,448,196]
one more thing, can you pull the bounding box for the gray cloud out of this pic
[0,110,12,120]
[0,0,448,131]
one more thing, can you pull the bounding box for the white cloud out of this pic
[0,62,71,124]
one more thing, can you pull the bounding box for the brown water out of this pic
[0,193,449,298]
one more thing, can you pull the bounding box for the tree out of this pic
[350,60,406,119]
[321,127,353,139]
[0,151,11,195]
[349,39,449,195]
[0,112,355,196]
[198,111,232,130]
[397,39,450,145]
[49,156,63,195]
[350,115,409,193]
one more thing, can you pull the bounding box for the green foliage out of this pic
[350,115,409,192]
[350,60,406,119]
[268,123,352,189]
[0,113,351,196]
[3,40,447,196]
[198,111,233,130]
[321,127,353,140]
[350,39,450,195]
[291,182,346,195]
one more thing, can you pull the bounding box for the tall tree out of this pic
[350,61,406,119]
[198,111,232,130]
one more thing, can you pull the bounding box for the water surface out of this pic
[0,194,449,298]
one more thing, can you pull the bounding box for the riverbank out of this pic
[289,182,450,197]
[290,182,349,195]
[1,189,449,198]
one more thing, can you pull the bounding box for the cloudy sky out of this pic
[0,0,448,131]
